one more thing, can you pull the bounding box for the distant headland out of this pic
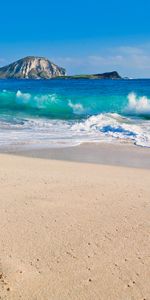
[0,56,122,80]
[56,71,122,80]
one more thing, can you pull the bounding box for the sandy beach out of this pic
[0,149,150,300]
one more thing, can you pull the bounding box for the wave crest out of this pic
[125,92,150,117]
[0,90,87,118]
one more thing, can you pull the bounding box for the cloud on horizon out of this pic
[1,44,150,78]
[0,58,6,65]
[52,44,150,78]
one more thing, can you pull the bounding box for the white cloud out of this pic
[52,44,150,77]
[117,46,144,55]
[87,55,124,66]
[0,58,6,65]
[87,45,150,71]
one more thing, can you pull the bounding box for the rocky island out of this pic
[0,56,66,79]
[57,71,122,80]
[0,56,122,80]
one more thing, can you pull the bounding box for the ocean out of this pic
[0,79,150,148]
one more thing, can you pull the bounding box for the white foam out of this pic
[125,92,150,116]
[15,90,59,109]
[68,100,84,114]
[16,90,31,101]
[0,113,150,148]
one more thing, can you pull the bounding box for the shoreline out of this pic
[0,153,149,299]
[1,142,150,169]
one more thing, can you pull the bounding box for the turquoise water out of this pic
[0,79,150,148]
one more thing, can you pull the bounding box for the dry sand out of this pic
[0,153,150,300]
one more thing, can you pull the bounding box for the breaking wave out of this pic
[125,92,150,117]
[0,90,89,118]
[0,88,150,148]
[1,89,150,119]
[0,112,149,148]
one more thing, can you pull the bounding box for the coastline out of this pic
[1,1,150,298]
[0,145,150,299]
[2,142,150,169]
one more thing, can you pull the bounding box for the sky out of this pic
[0,0,150,77]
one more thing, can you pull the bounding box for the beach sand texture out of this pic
[0,153,150,299]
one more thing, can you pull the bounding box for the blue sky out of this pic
[0,0,150,77]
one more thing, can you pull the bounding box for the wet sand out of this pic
[2,142,150,169]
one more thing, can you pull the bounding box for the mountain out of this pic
[0,56,122,80]
[55,71,122,80]
[0,56,66,79]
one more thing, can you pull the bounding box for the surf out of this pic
[0,79,150,148]
[125,92,150,118]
